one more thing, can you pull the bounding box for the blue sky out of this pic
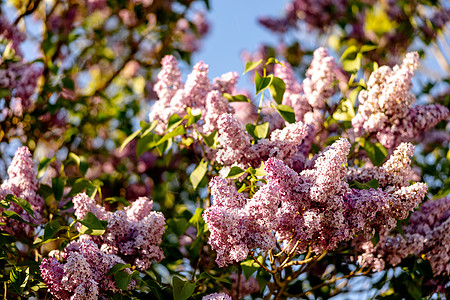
[190,0,288,84]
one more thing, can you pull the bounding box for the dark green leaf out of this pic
[143,279,163,300]
[172,276,196,300]
[196,272,231,284]
[5,194,34,218]
[256,269,271,293]
[104,197,130,206]
[78,212,107,236]
[396,220,405,239]
[349,179,379,190]
[43,220,63,241]
[66,178,93,197]
[10,267,29,295]
[268,76,286,104]
[273,104,296,123]
[360,138,388,166]
[244,59,263,74]
[371,229,380,246]
[52,177,66,202]
[226,166,246,179]
[2,211,35,225]
[190,160,208,190]
[167,218,190,236]
[241,258,261,280]
[107,263,132,276]
[189,208,207,237]
[201,130,218,149]
[114,270,137,290]
[137,132,159,158]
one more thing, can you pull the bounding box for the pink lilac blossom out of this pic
[40,240,134,299]
[149,56,239,134]
[202,293,232,300]
[215,113,310,169]
[358,197,450,276]
[204,138,427,266]
[0,15,26,54]
[73,193,165,270]
[352,52,449,148]
[0,147,43,236]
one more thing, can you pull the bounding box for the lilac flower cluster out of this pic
[202,293,232,300]
[0,147,43,236]
[273,48,338,143]
[204,138,427,267]
[258,0,348,32]
[352,52,449,149]
[358,197,450,276]
[149,55,238,134]
[0,16,42,116]
[226,273,259,299]
[215,113,310,170]
[73,193,166,270]
[40,240,134,299]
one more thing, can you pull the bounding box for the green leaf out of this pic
[107,263,132,276]
[201,130,218,149]
[167,218,190,236]
[253,161,267,177]
[5,194,34,218]
[266,57,281,65]
[114,270,137,290]
[186,108,202,126]
[340,45,358,61]
[273,104,296,123]
[2,211,35,225]
[256,269,271,293]
[246,122,270,140]
[52,177,66,202]
[241,258,262,280]
[359,138,388,166]
[136,132,159,158]
[349,179,379,190]
[78,212,107,236]
[10,267,29,295]
[155,126,186,147]
[333,98,355,121]
[244,59,263,74]
[0,88,11,98]
[43,220,63,241]
[342,52,362,73]
[371,229,380,246]
[190,160,208,190]
[226,166,246,179]
[396,220,406,239]
[172,276,196,300]
[268,76,286,105]
[255,72,273,94]
[66,178,94,197]
[223,93,250,102]
[196,272,231,284]
[166,114,185,132]
[37,157,55,179]
[104,197,130,206]
[119,129,141,153]
[143,279,163,300]
[360,44,378,53]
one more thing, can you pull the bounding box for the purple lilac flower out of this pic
[352,52,449,148]
[202,293,232,300]
[0,147,43,236]
[40,240,134,299]
[73,193,165,270]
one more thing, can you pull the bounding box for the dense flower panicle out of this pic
[40,240,133,299]
[205,138,428,265]
[149,56,238,134]
[202,293,232,300]
[73,193,165,270]
[216,113,310,169]
[359,197,450,276]
[303,47,337,109]
[0,147,43,235]
[153,55,183,102]
[352,52,448,148]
